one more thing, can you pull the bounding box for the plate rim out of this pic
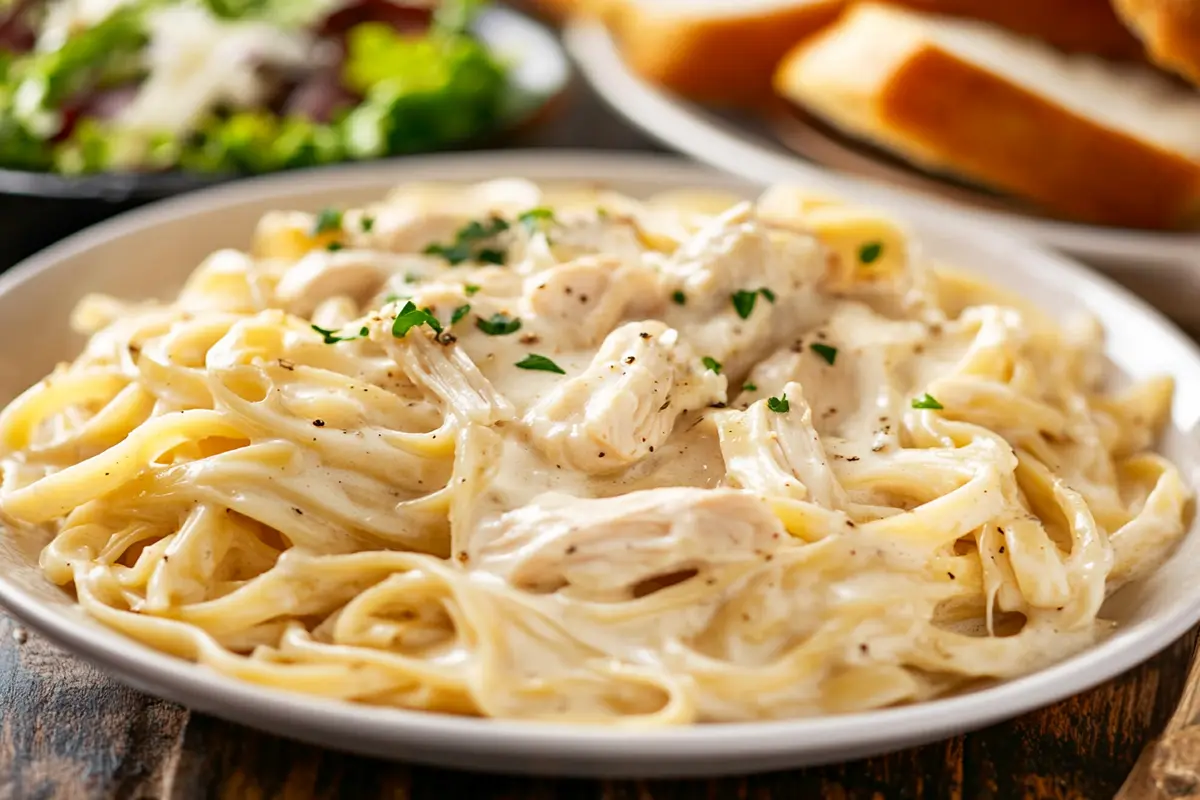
[562,20,1200,268]
[2,149,1200,777]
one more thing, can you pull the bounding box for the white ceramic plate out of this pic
[563,21,1200,275]
[1,152,1199,779]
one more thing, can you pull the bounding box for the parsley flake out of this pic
[515,354,565,374]
[743,383,757,392]
[518,207,555,234]
[463,217,510,240]
[360,215,375,233]
[810,343,838,365]
[451,304,471,325]
[702,356,722,374]
[312,208,342,235]
[423,241,470,264]
[759,287,777,303]
[424,216,510,265]
[464,284,481,296]
[311,324,346,344]
[383,293,405,304]
[767,394,790,413]
[326,242,344,252]
[912,393,944,410]
[391,301,443,338]
[732,290,758,320]
[475,248,506,265]
[859,241,883,264]
[671,290,686,305]
[476,313,522,336]
[311,323,367,344]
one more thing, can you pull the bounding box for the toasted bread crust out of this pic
[879,0,1144,58]
[1114,0,1200,83]
[876,46,1200,228]
[521,0,573,21]
[610,1,845,106]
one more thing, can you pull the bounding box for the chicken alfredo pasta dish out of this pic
[0,180,1191,724]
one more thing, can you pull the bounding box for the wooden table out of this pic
[0,61,1195,800]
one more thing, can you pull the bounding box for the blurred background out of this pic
[3,0,1200,330]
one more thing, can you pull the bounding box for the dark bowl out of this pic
[0,7,569,266]
[0,166,228,203]
[0,7,569,200]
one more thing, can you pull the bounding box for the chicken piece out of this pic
[366,209,478,256]
[524,256,665,349]
[540,212,651,264]
[661,202,823,309]
[523,321,724,473]
[716,382,848,509]
[471,487,787,602]
[273,250,395,318]
[382,321,515,427]
[660,203,829,378]
[364,179,544,257]
[382,178,543,218]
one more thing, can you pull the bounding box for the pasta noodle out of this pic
[0,179,1190,724]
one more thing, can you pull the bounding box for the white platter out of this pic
[1,151,1199,778]
[563,22,1200,280]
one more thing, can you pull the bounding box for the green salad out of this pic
[0,0,509,175]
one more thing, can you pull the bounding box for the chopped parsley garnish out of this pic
[859,241,883,265]
[596,207,609,219]
[326,242,344,252]
[360,215,375,233]
[702,356,722,374]
[475,248,506,265]
[743,383,757,392]
[423,216,510,265]
[423,242,470,264]
[767,394,790,413]
[311,323,367,344]
[461,216,510,240]
[450,304,471,325]
[515,354,565,374]
[311,324,345,344]
[391,301,443,338]
[383,293,405,304]
[732,290,758,320]
[518,207,555,234]
[464,284,481,296]
[671,290,687,305]
[810,343,838,365]
[312,207,343,235]
[476,313,522,336]
[759,287,776,303]
[912,393,944,410]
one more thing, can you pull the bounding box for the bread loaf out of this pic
[606,0,845,105]
[1113,0,1200,83]
[879,0,1143,58]
[774,2,1200,228]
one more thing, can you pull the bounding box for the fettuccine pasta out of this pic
[0,180,1190,724]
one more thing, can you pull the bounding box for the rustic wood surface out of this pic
[1,24,1199,798]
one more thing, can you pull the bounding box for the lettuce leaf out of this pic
[340,22,505,158]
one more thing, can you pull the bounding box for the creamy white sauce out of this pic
[0,179,1189,725]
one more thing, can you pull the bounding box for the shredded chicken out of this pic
[523,321,723,473]
[470,487,787,602]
